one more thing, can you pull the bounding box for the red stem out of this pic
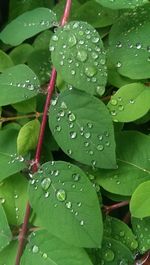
[103,201,129,214]
[15,1,72,265]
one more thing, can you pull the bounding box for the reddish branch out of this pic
[15,1,72,264]
[103,200,129,214]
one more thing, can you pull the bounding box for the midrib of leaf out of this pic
[117,158,150,174]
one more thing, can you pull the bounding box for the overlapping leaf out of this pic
[49,89,116,169]
[28,161,103,248]
[95,0,148,9]
[0,241,18,264]
[0,204,12,252]
[0,64,40,106]
[50,21,107,96]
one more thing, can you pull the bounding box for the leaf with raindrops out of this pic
[130,180,150,218]
[21,230,93,265]
[0,204,12,252]
[0,152,26,182]
[108,83,150,122]
[95,0,148,9]
[97,237,134,265]
[132,217,150,254]
[0,8,57,46]
[0,64,40,107]
[104,216,138,253]
[96,131,150,196]
[0,241,18,265]
[28,161,103,248]
[0,173,28,225]
[107,4,150,79]
[50,21,107,96]
[49,89,116,169]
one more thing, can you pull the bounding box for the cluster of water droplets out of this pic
[30,243,48,260]
[50,21,107,95]
[8,75,39,92]
[8,153,25,164]
[135,220,150,253]
[23,9,57,28]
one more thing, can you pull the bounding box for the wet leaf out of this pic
[49,89,116,169]
[95,0,148,9]
[50,21,107,96]
[28,161,103,248]
[0,204,12,252]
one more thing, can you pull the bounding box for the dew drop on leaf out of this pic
[104,249,115,262]
[41,178,51,191]
[56,189,66,202]
[32,245,39,254]
[85,65,97,77]
[77,50,88,62]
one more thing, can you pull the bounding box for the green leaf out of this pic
[0,126,19,154]
[95,0,148,9]
[74,1,118,28]
[96,131,150,195]
[0,173,28,225]
[108,67,136,88]
[108,5,150,79]
[0,50,14,72]
[130,180,150,218]
[104,216,138,252]
[17,119,40,155]
[21,230,93,265]
[0,241,18,264]
[0,204,12,252]
[98,237,134,264]
[33,30,53,50]
[0,152,26,182]
[49,89,116,169]
[12,97,36,113]
[9,44,34,64]
[108,83,150,122]
[28,161,103,248]
[0,64,40,107]
[0,8,57,46]
[50,21,107,96]
[132,217,150,254]
[27,49,51,85]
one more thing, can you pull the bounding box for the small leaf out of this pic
[33,30,53,50]
[130,180,150,218]
[49,89,116,169]
[104,216,138,252]
[96,131,150,195]
[0,8,57,46]
[12,97,36,113]
[50,21,107,96]
[98,237,134,264]
[0,173,28,225]
[0,204,12,252]
[108,83,150,122]
[0,152,26,182]
[28,161,103,248]
[108,5,150,79]
[21,230,93,265]
[132,217,150,254]
[0,126,19,154]
[0,64,40,107]
[0,50,14,72]
[9,44,34,64]
[95,0,148,9]
[17,119,40,155]
[0,241,18,264]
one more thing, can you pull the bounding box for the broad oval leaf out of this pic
[49,89,116,169]
[0,8,57,46]
[21,230,93,265]
[17,119,40,155]
[0,173,28,225]
[0,64,40,107]
[132,217,150,254]
[28,161,103,248]
[50,21,107,96]
[108,5,150,79]
[108,83,150,122]
[95,0,148,9]
[0,204,12,252]
[96,131,150,195]
[98,237,134,264]
[104,216,138,252]
[0,152,26,182]
[130,181,150,218]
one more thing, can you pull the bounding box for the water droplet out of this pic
[91,52,98,59]
[68,34,77,47]
[97,144,104,151]
[71,70,76,75]
[52,35,58,41]
[77,202,82,207]
[77,50,88,62]
[116,41,122,48]
[45,192,50,198]
[92,37,99,43]
[116,62,122,68]
[104,250,115,262]
[130,240,138,250]
[118,105,124,111]
[136,43,142,49]
[129,99,135,104]
[84,132,91,139]
[72,173,80,182]
[49,46,55,52]
[119,231,125,237]
[87,123,93,129]
[67,149,72,155]
[70,131,77,139]
[111,110,117,116]
[96,86,105,96]
[80,220,84,226]
[66,201,72,209]
[0,198,5,204]
[111,99,118,106]
[55,125,61,132]
[85,66,97,77]
[68,113,76,122]
[56,189,66,202]
[61,101,67,109]
[41,178,51,191]
[32,245,39,253]
[42,253,48,259]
